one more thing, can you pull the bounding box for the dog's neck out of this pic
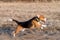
[28,16,38,22]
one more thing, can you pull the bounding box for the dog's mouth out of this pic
[39,19,48,29]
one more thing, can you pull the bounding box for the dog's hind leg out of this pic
[12,25,24,37]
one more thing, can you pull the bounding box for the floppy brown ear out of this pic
[40,15,45,19]
[37,15,44,18]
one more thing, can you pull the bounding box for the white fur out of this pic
[8,18,13,21]
[41,25,47,29]
[44,18,46,22]
[41,27,44,29]
[22,28,25,32]
[38,22,40,25]
[13,33,15,37]
[12,31,15,37]
[42,25,47,27]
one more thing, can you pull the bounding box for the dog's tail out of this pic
[8,18,20,24]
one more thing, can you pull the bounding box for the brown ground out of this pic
[0,2,60,40]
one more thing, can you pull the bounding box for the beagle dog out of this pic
[9,15,47,37]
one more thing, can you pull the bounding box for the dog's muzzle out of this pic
[39,18,47,29]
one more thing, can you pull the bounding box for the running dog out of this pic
[9,15,47,37]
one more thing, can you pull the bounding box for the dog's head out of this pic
[36,15,47,29]
[37,15,46,23]
[32,15,47,25]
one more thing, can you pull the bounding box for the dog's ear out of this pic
[40,15,44,18]
[37,15,47,22]
[37,15,44,18]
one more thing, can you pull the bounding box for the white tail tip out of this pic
[8,18,13,21]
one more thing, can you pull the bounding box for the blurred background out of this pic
[0,0,60,2]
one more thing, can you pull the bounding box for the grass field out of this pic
[0,2,60,40]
